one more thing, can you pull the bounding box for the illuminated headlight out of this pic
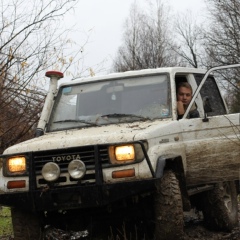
[115,145,135,161]
[68,160,86,179]
[42,162,60,182]
[7,156,26,173]
[109,142,148,164]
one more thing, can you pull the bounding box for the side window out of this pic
[194,74,227,116]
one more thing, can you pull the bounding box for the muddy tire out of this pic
[154,170,184,240]
[11,208,42,240]
[202,181,238,231]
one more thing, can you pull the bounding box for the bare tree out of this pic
[113,0,178,72]
[203,0,240,112]
[205,0,240,66]
[172,13,206,68]
[0,0,85,152]
[113,2,141,71]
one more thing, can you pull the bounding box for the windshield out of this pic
[48,74,171,131]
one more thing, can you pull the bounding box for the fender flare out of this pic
[155,155,184,178]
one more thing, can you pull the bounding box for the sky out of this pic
[62,0,207,82]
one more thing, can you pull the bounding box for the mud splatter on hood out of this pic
[4,119,172,154]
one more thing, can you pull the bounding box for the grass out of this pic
[0,207,13,237]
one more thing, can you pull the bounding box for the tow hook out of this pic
[40,185,50,197]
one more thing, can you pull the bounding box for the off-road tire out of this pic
[154,170,184,240]
[11,207,42,240]
[202,181,238,231]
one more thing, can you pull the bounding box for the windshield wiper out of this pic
[101,113,150,121]
[53,119,98,126]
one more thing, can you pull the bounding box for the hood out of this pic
[3,119,173,155]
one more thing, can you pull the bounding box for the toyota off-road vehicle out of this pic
[0,64,240,239]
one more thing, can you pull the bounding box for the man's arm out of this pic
[177,102,200,119]
[177,101,185,119]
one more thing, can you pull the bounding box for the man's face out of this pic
[177,87,192,106]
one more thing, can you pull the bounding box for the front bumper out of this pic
[0,141,160,212]
[0,179,157,212]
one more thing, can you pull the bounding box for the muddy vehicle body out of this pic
[0,65,240,239]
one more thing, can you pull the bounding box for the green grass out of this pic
[0,207,13,237]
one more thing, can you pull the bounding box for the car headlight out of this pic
[115,145,135,161]
[42,162,60,182]
[109,142,148,164]
[7,156,26,174]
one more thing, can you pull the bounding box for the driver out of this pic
[177,82,199,119]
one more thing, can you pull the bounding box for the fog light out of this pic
[68,160,86,179]
[42,162,60,182]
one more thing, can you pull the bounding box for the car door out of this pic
[179,69,240,186]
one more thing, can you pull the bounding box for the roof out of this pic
[59,67,207,87]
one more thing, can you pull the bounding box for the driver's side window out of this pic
[194,74,227,116]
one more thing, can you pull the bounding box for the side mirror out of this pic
[202,96,212,122]
[203,96,212,113]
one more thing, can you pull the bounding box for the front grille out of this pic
[33,145,109,188]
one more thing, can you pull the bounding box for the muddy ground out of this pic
[1,225,240,240]
[182,197,240,240]
[183,210,240,240]
[0,207,240,240]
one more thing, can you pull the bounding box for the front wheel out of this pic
[202,181,238,231]
[11,208,43,240]
[154,170,184,240]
